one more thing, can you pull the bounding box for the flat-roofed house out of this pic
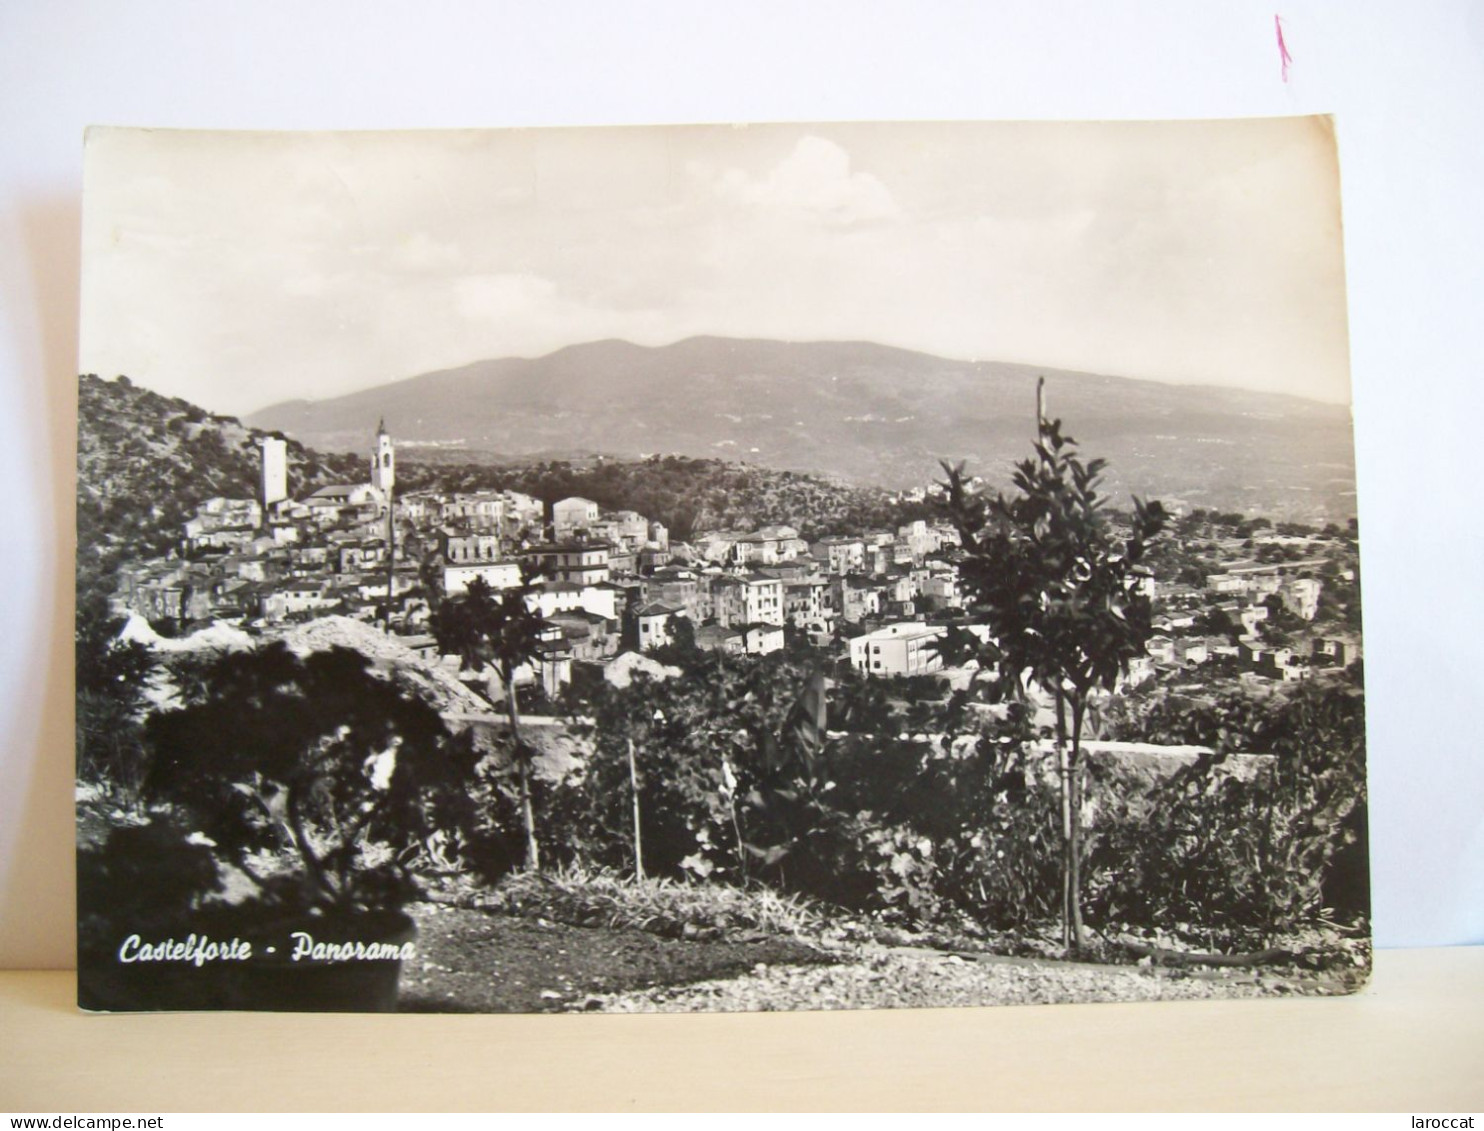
[552,497,601,541]
[523,542,611,586]
[526,579,620,622]
[741,623,784,655]
[443,532,503,564]
[848,622,947,677]
[784,578,829,627]
[443,560,522,596]
[712,572,784,628]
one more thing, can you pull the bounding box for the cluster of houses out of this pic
[1136,538,1360,688]
[112,424,1359,703]
[113,425,974,695]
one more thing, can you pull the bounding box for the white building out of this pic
[525,542,611,586]
[184,497,262,548]
[442,493,504,528]
[443,532,503,564]
[552,497,601,540]
[591,510,650,551]
[741,623,785,655]
[636,603,681,651]
[813,536,866,576]
[443,561,522,595]
[525,579,619,622]
[713,573,785,628]
[848,622,947,677]
[302,482,385,523]
[502,490,544,530]
[1282,577,1323,621]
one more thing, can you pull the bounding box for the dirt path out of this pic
[397,902,832,1012]
[587,943,1328,1013]
[398,902,1354,1014]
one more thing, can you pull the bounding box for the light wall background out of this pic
[2,0,1481,968]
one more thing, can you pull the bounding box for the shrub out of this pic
[1084,674,1367,949]
[143,642,482,918]
[482,864,826,939]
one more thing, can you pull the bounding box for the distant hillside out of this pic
[74,375,921,624]
[396,453,932,544]
[76,374,361,623]
[247,337,1359,524]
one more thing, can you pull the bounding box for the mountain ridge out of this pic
[246,337,1356,523]
[260,336,1347,413]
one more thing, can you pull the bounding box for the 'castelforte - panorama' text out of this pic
[117,932,415,965]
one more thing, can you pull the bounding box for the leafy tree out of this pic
[941,405,1166,951]
[75,615,155,796]
[1193,606,1240,641]
[815,701,1052,927]
[574,651,836,889]
[414,538,447,613]
[826,665,896,734]
[144,643,477,915]
[648,613,700,667]
[579,671,736,880]
[572,650,1059,926]
[432,574,548,871]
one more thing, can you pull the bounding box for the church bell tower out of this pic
[371,418,395,494]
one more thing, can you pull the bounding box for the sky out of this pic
[79,118,1351,417]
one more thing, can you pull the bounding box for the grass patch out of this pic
[472,865,828,941]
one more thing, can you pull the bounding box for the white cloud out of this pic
[706,136,899,226]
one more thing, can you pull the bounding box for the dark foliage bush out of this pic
[546,651,1063,929]
[1087,673,1367,948]
[143,642,482,917]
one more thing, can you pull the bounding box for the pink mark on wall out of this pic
[1275,14,1294,82]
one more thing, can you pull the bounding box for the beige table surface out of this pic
[2,948,1481,1112]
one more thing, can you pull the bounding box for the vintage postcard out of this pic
[75,120,1367,1012]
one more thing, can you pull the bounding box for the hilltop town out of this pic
[75,371,1369,1013]
[106,401,1362,712]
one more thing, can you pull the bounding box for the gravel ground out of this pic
[584,944,1344,1013]
[398,902,831,1012]
[581,943,1323,1015]
[398,902,1356,1014]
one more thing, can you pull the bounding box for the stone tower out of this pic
[260,436,288,509]
[371,418,395,494]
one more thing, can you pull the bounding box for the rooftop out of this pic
[637,603,681,618]
[524,541,610,554]
[307,484,371,500]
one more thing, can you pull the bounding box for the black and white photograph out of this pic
[73,118,1368,1014]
